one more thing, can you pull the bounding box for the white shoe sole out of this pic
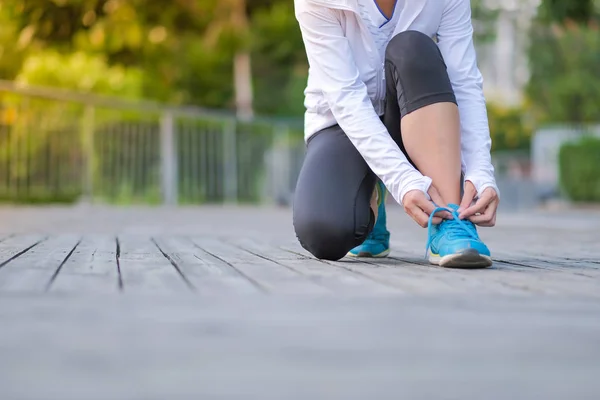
[429,249,492,269]
[347,248,391,258]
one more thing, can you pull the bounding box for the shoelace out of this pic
[425,206,480,258]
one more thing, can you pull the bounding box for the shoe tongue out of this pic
[447,203,460,212]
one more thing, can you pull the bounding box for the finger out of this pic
[458,182,477,214]
[428,186,445,207]
[406,204,430,228]
[419,196,452,221]
[427,187,453,220]
[460,190,495,219]
[469,199,498,227]
[469,212,493,226]
[476,214,497,227]
[430,216,444,225]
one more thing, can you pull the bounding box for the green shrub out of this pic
[486,102,533,152]
[559,136,600,202]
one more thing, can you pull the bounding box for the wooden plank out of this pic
[0,235,46,269]
[479,227,600,267]
[0,234,12,243]
[491,262,600,297]
[228,237,401,295]
[0,295,599,399]
[493,255,600,277]
[0,235,79,292]
[495,252,600,273]
[279,240,461,294]
[339,256,524,295]
[281,240,528,295]
[49,235,120,294]
[275,240,432,293]
[117,235,192,293]
[0,206,598,299]
[191,237,329,295]
[152,236,261,295]
[387,241,600,297]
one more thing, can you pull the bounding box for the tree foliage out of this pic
[537,0,597,24]
[0,0,501,117]
[526,0,600,124]
[1,0,297,113]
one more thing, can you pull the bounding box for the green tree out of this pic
[537,0,597,24]
[251,1,307,116]
[0,0,506,118]
[3,0,225,102]
[526,0,600,124]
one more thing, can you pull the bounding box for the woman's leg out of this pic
[383,30,491,268]
[293,125,377,261]
[383,31,461,206]
[347,178,390,258]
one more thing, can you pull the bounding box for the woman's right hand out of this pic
[402,186,452,228]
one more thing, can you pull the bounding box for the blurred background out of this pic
[0,0,599,210]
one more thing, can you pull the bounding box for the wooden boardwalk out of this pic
[0,205,599,399]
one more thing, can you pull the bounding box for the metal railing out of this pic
[0,80,543,210]
[0,80,305,205]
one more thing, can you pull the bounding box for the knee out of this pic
[385,30,442,72]
[293,217,356,261]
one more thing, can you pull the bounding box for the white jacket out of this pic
[295,0,499,205]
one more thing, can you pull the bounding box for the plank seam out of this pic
[151,238,196,291]
[280,247,405,292]
[494,259,597,279]
[0,237,47,269]
[189,239,268,293]
[227,242,306,276]
[115,237,124,291]
[45,238,82,291]
[230,243,339,292]
[386,256,549,294]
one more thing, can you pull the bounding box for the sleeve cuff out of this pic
[398,175,433,206]
[464,174,500,199]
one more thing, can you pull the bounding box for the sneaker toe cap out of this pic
[439,240,490,257]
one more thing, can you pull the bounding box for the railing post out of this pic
[160,111,178,206]
[81,105,95,203]
[273,124,292,206]
[223,118,238,203]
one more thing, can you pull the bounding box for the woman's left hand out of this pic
[457,181,499,227]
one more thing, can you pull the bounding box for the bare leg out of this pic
[381,31,491,267]
[400,102,462,206]
[383,31,463,207]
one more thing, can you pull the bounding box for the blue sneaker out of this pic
[426,204,492,268]
[347,180,390,258]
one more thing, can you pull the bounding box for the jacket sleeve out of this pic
[295,4,432,205]
[437,0,500,198]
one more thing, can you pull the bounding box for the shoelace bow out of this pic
[425,206,480,258]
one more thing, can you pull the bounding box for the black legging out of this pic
[293,30,457,261]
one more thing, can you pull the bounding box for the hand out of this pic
[403,186,453,228]
[458,181,499,227]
